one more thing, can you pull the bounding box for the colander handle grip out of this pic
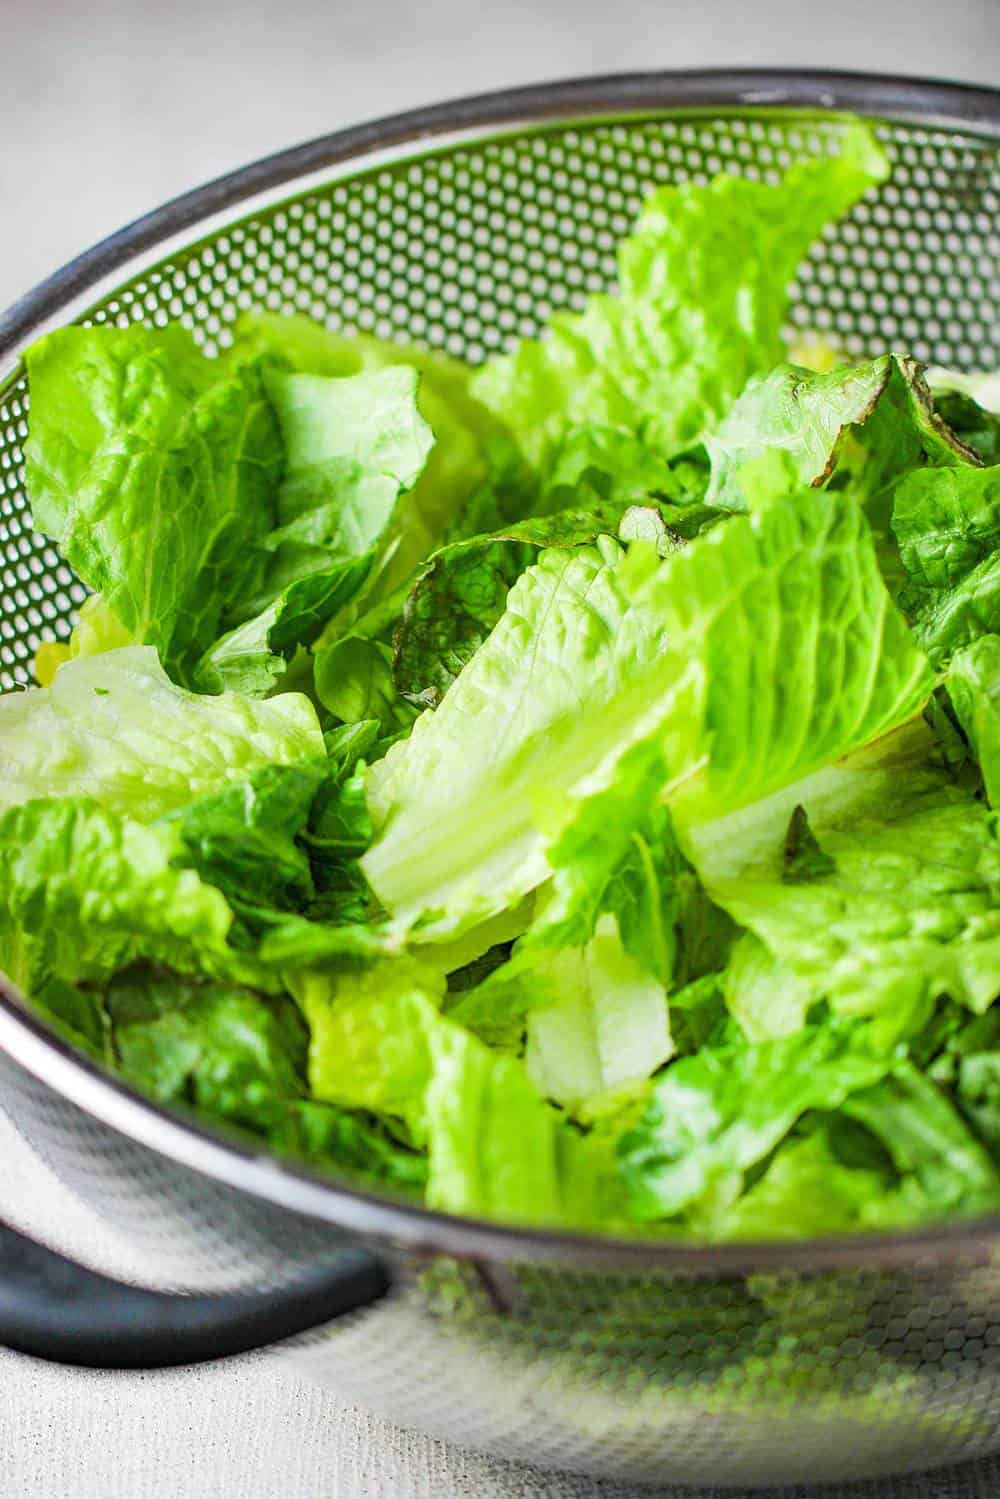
[0,1217,390,1368]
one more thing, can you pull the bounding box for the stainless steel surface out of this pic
[0,71,998,1488]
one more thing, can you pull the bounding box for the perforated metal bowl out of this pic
[0,71,999,1490]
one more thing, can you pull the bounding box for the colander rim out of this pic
[2,65,999,363]
[1,66,999,1272]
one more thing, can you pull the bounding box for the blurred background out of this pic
[2,0,997,306]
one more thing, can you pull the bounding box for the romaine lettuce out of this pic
[948,634,1000,805]
[473,126,888,466]
[11,124,1000,1242]
[25,327,282,682]
[0,647,323,822]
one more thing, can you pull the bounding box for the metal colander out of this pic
[0,70,999,1490]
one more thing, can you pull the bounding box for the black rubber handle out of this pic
[0,1217,390,1368]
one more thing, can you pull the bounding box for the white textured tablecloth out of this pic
[3,3,1000,1494]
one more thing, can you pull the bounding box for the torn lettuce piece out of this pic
[618,1018,894,1221]
[258,365,433,576]
[447,749,705,1048]
[947,634,1000,806]
[25,326,282,683]
[516,737,674,962]
[930,1013,1000,1159]
[891,465,1000,666]
[544,425,709,512]
[295,961,622,1226]
[722,932,816,1043]
[364,491,932,941]
[197,364,434,694]
[843,1065,1000,1223]
[524,912,673,1114]
[473,126,888,467]
[697,1124,902,1240]
[103,966,427,1192]
[0,798,273,996]
[705,355,977,515]
[669,974,730,1056]
[422,1009,627,1227]
[24,326,436,697]
[706,798,1000,1046]
[0,647,323,824]
[34,594,133,688]
[685,714,958,885]
[293,965,446,1141]
[706,357,889,511]
[640,491,934,826]
[315,634,414,733]
[163,762,327,926]
[106,968,307,1130]
[903,550,999,668]
[706,1090,1000,1239]
[269,1101,428,1193]
[893,463,1000,595]
[231,312,504,588]
[392,500,634,710]
[194,553,374,696]
[32,977,112,1064]
[362,536,668,938]
[927,367,1000,464]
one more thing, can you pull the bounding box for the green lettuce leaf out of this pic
[523,912,673,1113]
[892,466,1000,665]
[362,536,668,938]
[392,501,632,710]
[446,745,700,1047]
[542,425,711,518]
[293,964,446,1140]
[707,798,1000,1044]
[637,491,934,827]
[684,714,957,885]
[34,594,133,687]
[618,1018,895,1221]
[927,367,1000,464]
[231,312,504,588]
[268,1101,427,1193]
[25,326,283,682]
[197,364,433,694]
[0,798,271,995]
[258,365,433,574]
[296,962,621,1225]
[926,1011,1000,1158]
[668,974,730,1056]
[948,634,1000,805]
[0,647,323,823]
[893,463,1000,593]
[194,555,374,696]
[364,491,932,941]
[722,932,816,1043]
[904,551,1000,668]
[705,355,976,514]
[164,762,327,924]
[103,965,427,1191]
[107,968,306,1129]
[697,1123,901,1240]
[843,1065,1000,1222]
[472,126,888,467]
[315,634,414,732]
[422,1010,627,1227]
[31,977,112,1063]
[706,357,890,511]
